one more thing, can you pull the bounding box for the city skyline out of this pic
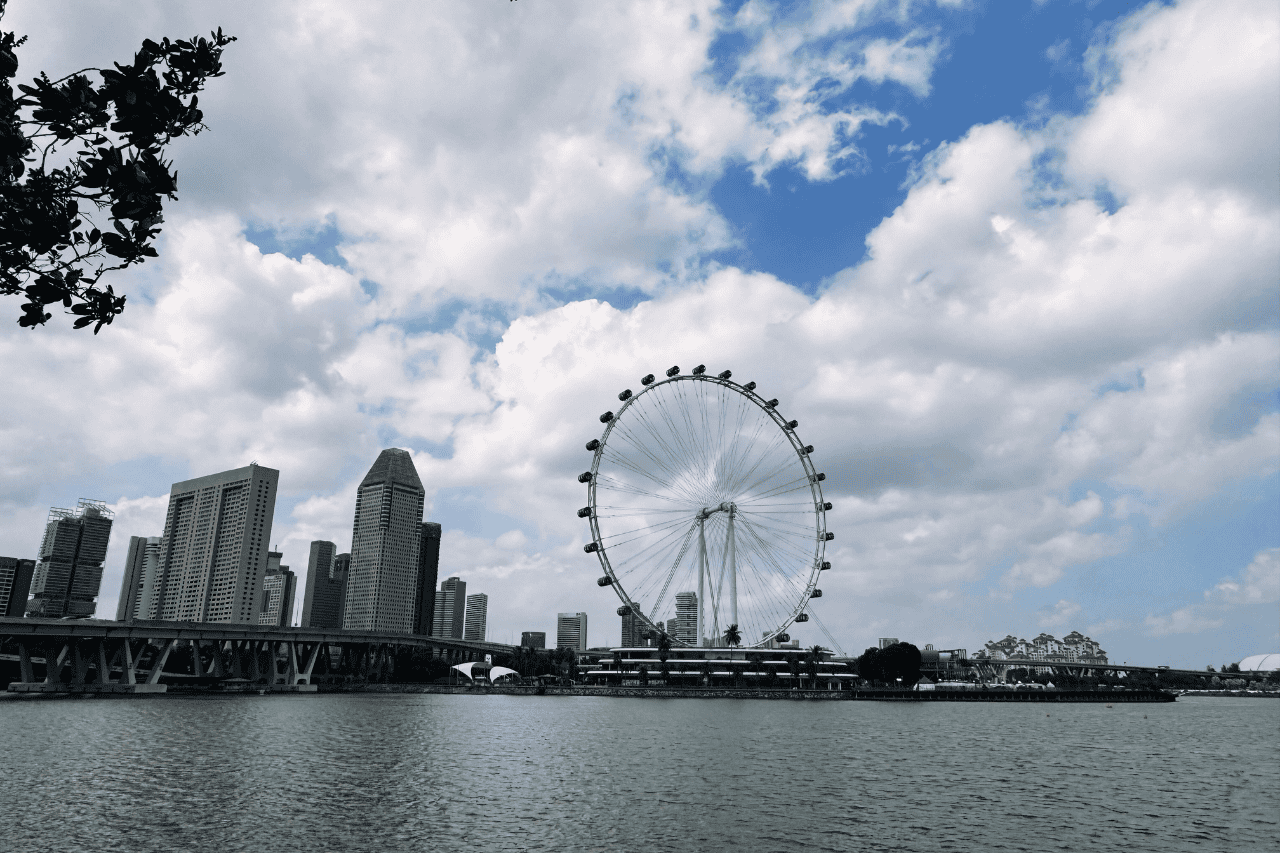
[1,0,1275,667]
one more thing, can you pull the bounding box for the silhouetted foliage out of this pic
[723,623,741,647]
[806,644,824,686]
[856,642,922,686]
[0,1,234,332]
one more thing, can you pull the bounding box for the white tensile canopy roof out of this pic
[1239,653,1280,672]
[451,662,482,679]
[451,662,520,681]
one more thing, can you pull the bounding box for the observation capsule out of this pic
[802,444,814,454]
[795,613,809,623]
[618,389,632,401]
[666,365,680,377]
[811,589,823,598]
[641,373,655,385]
[692,365,706,375]
[811,472,826,482]
[744,381,757,391]
[586,439,600,451]
[578,471,593,483]
[616,605,631,616]
[786,419,799,429]
[597,575,613,586]
[717,370,732,379]
[823,501,833,510]
[577,506,591,518]
[600,411,614,423]
[584,542,599,553]
[776,633,790,643]
[765,399,779,408]
[820,561,831,571]
[824,531,835,541]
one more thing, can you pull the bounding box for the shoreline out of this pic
[3,683,1192,702]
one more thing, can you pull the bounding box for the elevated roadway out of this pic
[965,657,1270,683]
[0,616,515,693]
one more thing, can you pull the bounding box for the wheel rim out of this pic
[582,373,827,648]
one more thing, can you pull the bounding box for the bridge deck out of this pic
[0,616,514,656]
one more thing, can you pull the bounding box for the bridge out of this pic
[963,657,1271,684]
[0,616,515,694]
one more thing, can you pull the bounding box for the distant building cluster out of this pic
[0,449,501,641]
[976,631,1108,665]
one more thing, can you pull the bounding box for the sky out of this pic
[1,0,1276,668]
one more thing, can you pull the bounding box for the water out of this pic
[0,694,1275,852]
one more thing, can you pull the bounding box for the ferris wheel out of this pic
[577,365,831,648]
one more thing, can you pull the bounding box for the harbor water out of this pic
[0,694,1275,852]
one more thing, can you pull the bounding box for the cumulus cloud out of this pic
[0,0,1275,657]
[1206,548,1280,606]
[1144,606,1223,637]
[1144,547,1280,638]
[1038,599,1082,629]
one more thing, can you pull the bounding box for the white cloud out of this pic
[1207,548,1280,606]
[0,0,1274,660]
[1144,606,1223,637]
[1144,547,1280,637]
[1038,599,1082,629]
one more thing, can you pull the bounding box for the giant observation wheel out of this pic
[577,365,831,648]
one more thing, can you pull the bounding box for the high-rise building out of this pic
[412,522,441,635]
[27,499,113,618]
[557,612,588,651]
[432,576,466,639]
[878,637,899,650]
[343,449,425,633]
[674,592,698,646]
[621,609,652,647]
[0,557,35,617]
[521,631,546,649]
[464,593,488,641]
[146,464,279,624]
[665,617,677,637]
[117,535,160,621]
[258,551,297,627]
[301,540,348,629]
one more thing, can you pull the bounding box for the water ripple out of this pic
[0,695,1275,852]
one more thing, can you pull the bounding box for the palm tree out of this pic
[806,644,825,689]
[723,624,741,648]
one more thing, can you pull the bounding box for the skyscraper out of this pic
[0,557,35,617]
[343,449,425,633]
[675,592,698,646]
[412,522,441,635]
[117,536,160,621]
[557,612,588,651]
[432,576,466,639]
[27,499,113,618]
[302,540,348,629]
[258,551,297,627]
[463,593,488,641]
[147,464,279,624]
[621,609,649,647]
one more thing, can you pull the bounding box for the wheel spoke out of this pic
[586,375,828,647]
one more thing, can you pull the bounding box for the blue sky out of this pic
[1,0,1275,665]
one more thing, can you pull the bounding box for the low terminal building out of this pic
[579,646,853,690]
